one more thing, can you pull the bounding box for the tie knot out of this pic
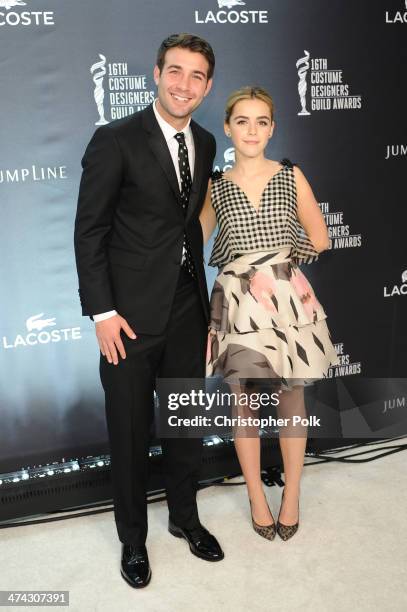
[174,132,186,145]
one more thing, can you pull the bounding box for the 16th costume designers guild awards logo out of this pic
[328,342,361,377]
[296,50,362,114]
[195,0,269,24]
[319,202,362,250]
[90,54,155,125]
[0,0,55,26]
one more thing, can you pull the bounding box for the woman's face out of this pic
[225,98,274,159]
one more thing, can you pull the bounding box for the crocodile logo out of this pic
[26,313,56,332]
[0,0,26,9]
[217,0,246,7]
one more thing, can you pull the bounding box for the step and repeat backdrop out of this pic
[0,0,406,474]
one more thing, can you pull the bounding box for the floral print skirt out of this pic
[206,247,340,388]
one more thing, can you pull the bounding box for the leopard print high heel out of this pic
[276,487,300,541]
[249,498,276,541]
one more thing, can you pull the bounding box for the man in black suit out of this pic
[74,34,223,589]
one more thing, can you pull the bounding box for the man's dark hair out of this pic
[156,33,215,80]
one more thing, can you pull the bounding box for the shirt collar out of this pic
[153,98,192,144]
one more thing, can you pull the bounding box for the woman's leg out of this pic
[277,385,307,524]
[231,384,275,526]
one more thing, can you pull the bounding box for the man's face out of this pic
[153,47,213,121]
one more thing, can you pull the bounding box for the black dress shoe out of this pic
[120,544,151,588]
[168,520,224,562]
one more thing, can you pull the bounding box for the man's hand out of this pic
[95,315,137,365]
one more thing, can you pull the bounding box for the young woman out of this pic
[200,86,339,541]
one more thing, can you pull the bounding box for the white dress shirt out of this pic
[152,98,195,186]
[93,99,195,322]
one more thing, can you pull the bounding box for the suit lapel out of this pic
[141,105,207,220]
[187,121,205,221]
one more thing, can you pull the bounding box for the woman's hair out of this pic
[225,86,274,124]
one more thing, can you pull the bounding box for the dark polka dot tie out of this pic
[174,132,195,278]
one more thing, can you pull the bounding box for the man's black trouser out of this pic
[100,267,207,545]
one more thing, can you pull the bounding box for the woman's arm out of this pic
[294,166,330,253]
[199,179,217,245]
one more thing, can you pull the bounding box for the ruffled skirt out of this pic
[206,247,339,388]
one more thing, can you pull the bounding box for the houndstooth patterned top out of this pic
[208,158,320,268]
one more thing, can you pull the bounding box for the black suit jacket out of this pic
[74,104,216,334]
